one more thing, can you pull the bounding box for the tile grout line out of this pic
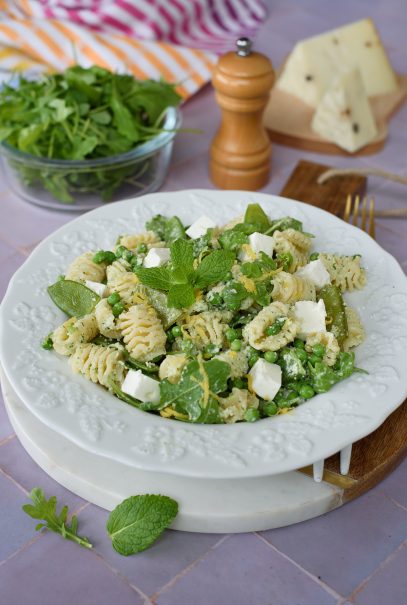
[0,465,29,496]
[0,529,46,568]
[149,534,231,603]
[0,432,16,447]
[254,533,345,601]
[348,539,407,601]
[377,488,407,513]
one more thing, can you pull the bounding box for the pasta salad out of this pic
[42,203,366,424]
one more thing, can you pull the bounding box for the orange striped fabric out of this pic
[0,16,217,99]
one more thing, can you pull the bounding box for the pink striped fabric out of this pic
[3,0,267,53]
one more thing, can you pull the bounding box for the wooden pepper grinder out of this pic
[210,38,275,190]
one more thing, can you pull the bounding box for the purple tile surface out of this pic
[352,544,407,605]
[155,534,339,605]
[0,2,407,604]
[78,503,224,596]
[260,490,407,595]
[0,531,146,605]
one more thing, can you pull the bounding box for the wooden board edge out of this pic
[267,129,386,156]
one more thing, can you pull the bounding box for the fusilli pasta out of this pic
[271,271,316,303]
[95,299,122,339]
[343,306,365,351]
[320,254,366,292]
[65,252,106,283]
[219,388,259,424]
[214,349,249,379]
[180,311,231,349]
[273,229,312,271]
[117,303,167,361]
[70,343,126,387]
[305,332,340,366]
[52,314,98,356]
[118,231,165,250]
[159,353,188,383]
[243,301,298,351]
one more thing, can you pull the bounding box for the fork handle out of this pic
[318,168,407,186]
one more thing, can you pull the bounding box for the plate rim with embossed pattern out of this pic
[0,189,406,479]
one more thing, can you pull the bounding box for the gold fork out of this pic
[343,194,375,239]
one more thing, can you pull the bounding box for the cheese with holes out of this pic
[276,19,398,107]
[311,69,378,152]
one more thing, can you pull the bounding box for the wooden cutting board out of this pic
[280,160,407,499]
[265,74,407,156]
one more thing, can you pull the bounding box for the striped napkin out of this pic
[0,0,267,99]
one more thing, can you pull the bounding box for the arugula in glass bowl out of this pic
[0,65,182,210]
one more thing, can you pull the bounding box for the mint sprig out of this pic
[106,495,178,555]
[22,488,92,549]
[135,239,235,308]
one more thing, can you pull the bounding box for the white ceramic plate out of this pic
[1,190,406,479]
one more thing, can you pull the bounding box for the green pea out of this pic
[264,402,278,416]
[166,331,175,343]
[296,348,308,363]
[264,351,278,363]
[41,334,53,350]
[93,250,116,264]
[112,302,125,317]
[137,243,148,254]
[265,317,286,336]
[308,354,320,365]
[180,339,194,354]
[115,245,128,259]
[204,344,219,358]
[248,353,259,367]
[226,328,237,342]
[299,384,315,399]
[231,339,242,351]
[312,344,326,358]
[309,252,319,261]
[107,292,121,306]
[293,338,305,349]
[244,408,260,422]
[171,325,182,338]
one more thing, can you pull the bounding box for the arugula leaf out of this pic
[22,488,92,549]
[160,357,230,422]
[219,228,248,251]
[265,217,303,235]
[106,494,178,556]
[244,203,270,232]
[194,250,235,288]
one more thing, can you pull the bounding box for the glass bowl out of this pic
[0,107,180,212]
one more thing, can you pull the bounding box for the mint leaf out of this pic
[22,488,92,549]
[134,266,172,291]
[170,239,194,278]
[167,284,195,309]
[244,203,270,232]
[106,494,178,555]
[194,250,235,288]
[160,358,230,422]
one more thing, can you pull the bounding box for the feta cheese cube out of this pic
[121,370,160,403]
[249,359,282,401]
[294,300,327,340]
[296,259,331,289]
[185,216,216,239]
[85,280,107,297]
[249,232,274,257]
[239,232,274,262]
[143,247,170,268]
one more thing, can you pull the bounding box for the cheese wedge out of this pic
[276,18,398,107]
[311,68,378,153]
